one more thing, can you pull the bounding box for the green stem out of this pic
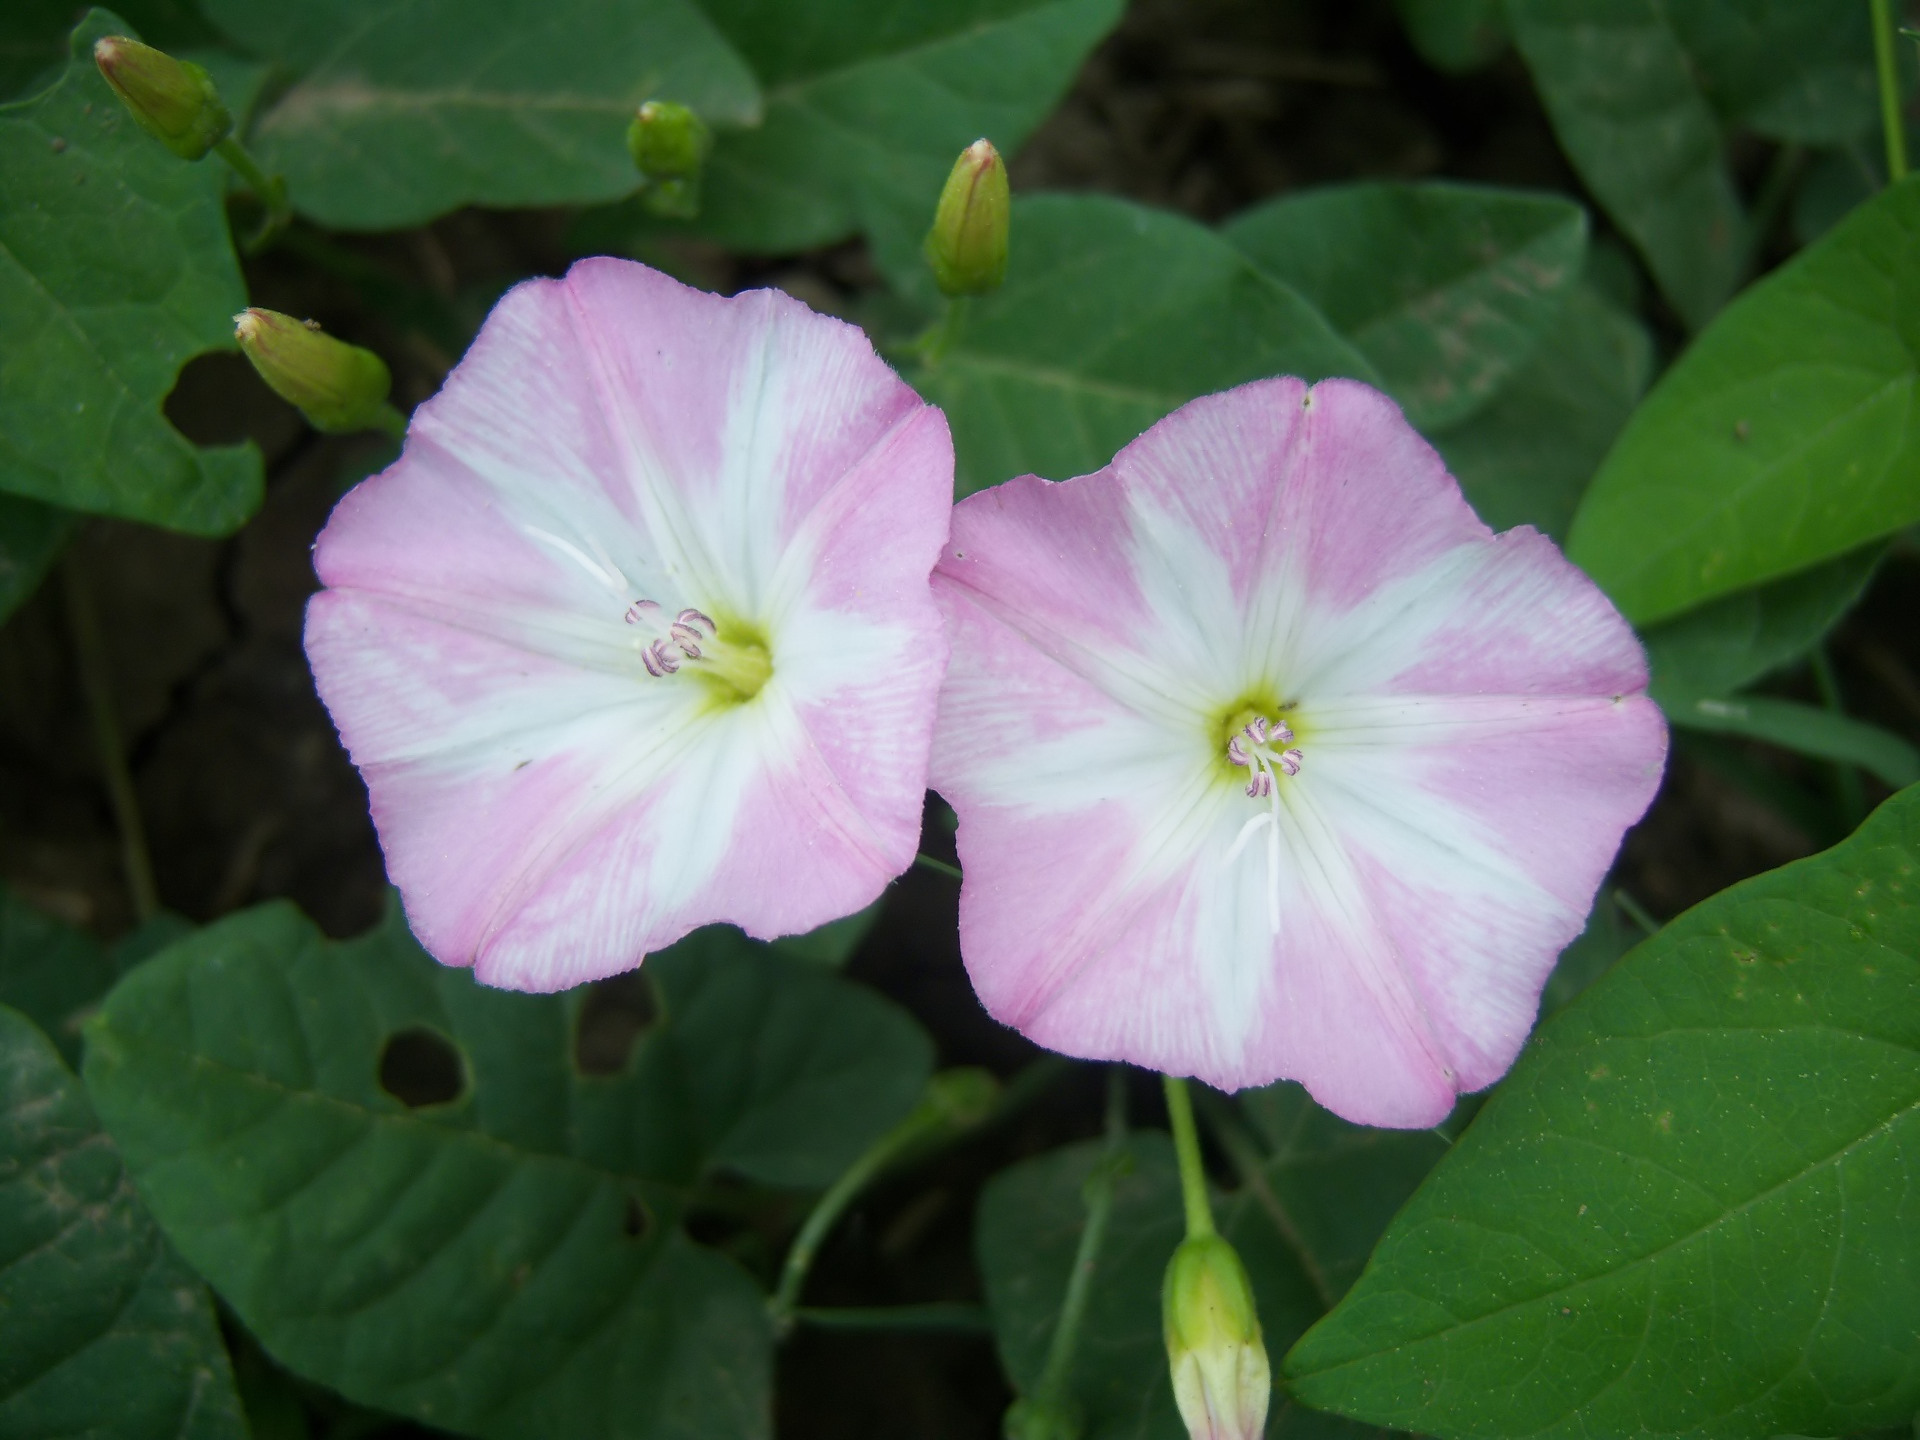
[214,136,291,250]
[915,295,970,366]
[62,557,158,923]
[767,1107,940,1335]
[1873,0,1909,182]
[1029,1071,1127,1404]
[914,851,962,880]
[1162,1074,1214,1240]
[1196,1089,1335,1309]
[1615,890,1660,936]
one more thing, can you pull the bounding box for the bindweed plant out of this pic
[0,4,1917,1440]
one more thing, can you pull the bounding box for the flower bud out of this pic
[924,139,1010,297]
[234,310,395,435]
[93,36,231,161]
[627,100,712,219]
[1161,1234,1270,1440]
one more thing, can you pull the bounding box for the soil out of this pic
[3,2,1915,1437]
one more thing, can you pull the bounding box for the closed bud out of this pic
[924,139,1009,296]
[1162,1235,1270,1440]
[234,310,395,435]
[627,100,712,219]
[93,35,231,161]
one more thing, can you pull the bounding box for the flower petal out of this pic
[931,376,1665,1126]
[307,259,952,987]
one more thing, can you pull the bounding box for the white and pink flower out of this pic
[930,377,1666,1128]
[305,258,953,991]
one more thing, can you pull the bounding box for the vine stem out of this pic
[1162,1074,1215,1239]
[1872,0,1909,182]
[1030,1069,1128,1404]
[214,136,291,250]
[62,556,158,922]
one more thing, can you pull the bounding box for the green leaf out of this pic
[0,10,262,534]
[0,0,218,101]
[1,1003,247,1440]
[767,900,881,968]
[1428,280,1652,540]
[1642,545,1883,710]
[1670,694,1920,790]
[1286,783,1920,1440]
[0,493,72,621]
[915,194,1377,497]
[665,0,1121,287]
[203,0,761,229]
[1507,0,1744,329]
[0,887,191,1067]
[1666,0,1877,146]
[1225,182,1586,430]
[1391,0,1508,74]
[1568,174,1920,624]
[84,900,935,1440]
[1539,889,1640,1018]
[978,1133,1189,1440]
[1225,1086,1450,1318]
[978,1110,1445,1440]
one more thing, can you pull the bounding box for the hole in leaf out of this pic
[622,1193,651,1240]
[574,972,658,1076]
[377,1028,466,1107]
[164,350,302,453]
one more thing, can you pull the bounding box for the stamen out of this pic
[1222,712,1301,936]
[619,593,771,699]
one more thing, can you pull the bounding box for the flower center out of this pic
[1222,713,1303,936]
[624,599,772,703]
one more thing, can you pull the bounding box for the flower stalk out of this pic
[93,35,288,248]
[767,1068,999,1337]
[1160,1076,1269,1440]
[1873,0,1908,182]
[1004,1068,1131,1440]
[1163,1076,1213,1240]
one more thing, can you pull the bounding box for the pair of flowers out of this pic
[306,258,1665,1130]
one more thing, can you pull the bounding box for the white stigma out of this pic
[1224,715,1302,935]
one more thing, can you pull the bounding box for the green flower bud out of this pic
[1162,1234,1270,1440]
[93,35,231,161]
[627,100,712,219]
[234,309,396,436]
[924,138,1010,297]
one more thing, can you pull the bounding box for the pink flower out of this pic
[305,258,953,991]
[929,378,1666,1127]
